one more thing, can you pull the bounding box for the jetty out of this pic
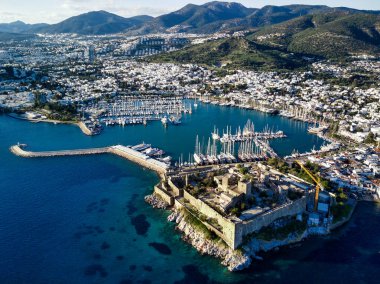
[10,144,169,174]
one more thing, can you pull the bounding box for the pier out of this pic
[10,144,169,174]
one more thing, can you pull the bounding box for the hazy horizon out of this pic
[1,0,380,24]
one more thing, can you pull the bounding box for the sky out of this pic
[1,0,380,24]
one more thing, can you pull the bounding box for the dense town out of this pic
[2,32,380,271]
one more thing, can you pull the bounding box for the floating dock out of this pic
[10,144,169,174]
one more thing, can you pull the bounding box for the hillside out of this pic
[130,1,255,34]
[220,4,335,31]
[127,3,367,35]
[0,21,48,33]
[149,37,309,71]
[149,11,380,70]
[30,11,153,35]
[251,13,380,57]
[0,1,380,37]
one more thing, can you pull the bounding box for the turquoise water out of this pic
[0,103,379,283]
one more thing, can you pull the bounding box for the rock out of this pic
[144,194,168,209]
[222,250,251,271]
[167,211,179,222]
[174,210,252,272]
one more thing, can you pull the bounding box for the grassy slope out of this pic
[289,14,380,57]
[251,12,380,58]
[149,37,308,71]
[149,12,380,70]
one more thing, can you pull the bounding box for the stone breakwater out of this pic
[144,194,168,209]
[168,210,251,272]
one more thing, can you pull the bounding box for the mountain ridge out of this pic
[1,2,379,35]
[28,11,153,35]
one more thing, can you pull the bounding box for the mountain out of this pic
[250,12,380,57]
[126,3,373,35]
[149,36,308,71]
[2,1,380,37]
[231,5,356,28]
[149,11,380,70]
[30,11,153,35]
[0,21,48,33]
[128,1,255,34]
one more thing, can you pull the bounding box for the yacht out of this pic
[161,116,168,126]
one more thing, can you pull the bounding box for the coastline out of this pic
[145,193,251,271]
[329,199,357,231]
[7,113,93,136]
[145,189,370,272]
[4,103,375,273]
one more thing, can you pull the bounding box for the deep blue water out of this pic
[0,103,379,284]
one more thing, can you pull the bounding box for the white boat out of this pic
[169,115,181,125]
[161,117,168,126]
[211,126,220,140]
[131,143,151,151]
[193,153,203,165]
[161,156,172,163]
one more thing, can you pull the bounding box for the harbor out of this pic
[1,99,327,283]
[10,143,171,174]
[1,97,378,283]
[80,95,192,128]
[191,119,285,165]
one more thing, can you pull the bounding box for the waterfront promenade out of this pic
[10,144,168,174]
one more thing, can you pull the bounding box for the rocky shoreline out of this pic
[145,193,330,272]
[144,194,168,209]
[168,210,251,272]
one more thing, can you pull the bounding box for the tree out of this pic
[230,208,240,216]
[336,188,348,203]
[364,132,376,145]
[239,167,248,175]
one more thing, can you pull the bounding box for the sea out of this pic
[0,102,379,284]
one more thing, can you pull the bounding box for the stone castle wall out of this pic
[154,185,174,206]
[234,197,307,248]
[182,190,237,248]
[166,178,307,250]
[168,178,183,197]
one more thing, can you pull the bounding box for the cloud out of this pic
[0,11,27,23]
[61,0,170,16]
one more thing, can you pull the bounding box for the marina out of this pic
[192,119,285,165]
[0,100,327,283]
[212,120,286,143]
[1,1,379,281]
[81,95,191,128]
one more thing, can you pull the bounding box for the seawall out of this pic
[10,144,168,174]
